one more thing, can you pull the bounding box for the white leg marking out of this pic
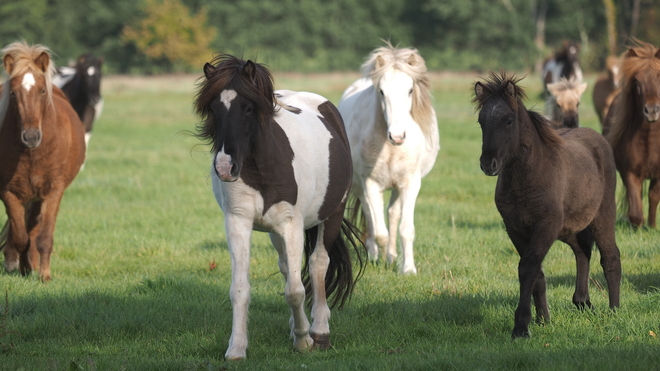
[22,73,35,92]
[309,223,331,337]
[225,214,253,360]
[220,89,238,110]
[399,175,422,275]
[364,179,388,263]
[387,188,402,266]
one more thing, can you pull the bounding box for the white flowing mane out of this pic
[360,43,435,138]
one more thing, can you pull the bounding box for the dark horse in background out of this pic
[0,42,86,281]
[473,72,621,338]
[53,54,103,152]
[194,54,366,359]
[542,41,583,119]
[604,41,660,228]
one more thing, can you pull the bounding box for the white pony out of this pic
[338,44,440,274]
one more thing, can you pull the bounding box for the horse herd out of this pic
[0,39,658,360]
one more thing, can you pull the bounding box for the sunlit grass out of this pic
[0,72,658,370]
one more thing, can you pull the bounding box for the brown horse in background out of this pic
[593,55,621,126]
[605,41,660,228]
[0,42,85,281]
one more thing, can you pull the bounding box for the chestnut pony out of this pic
[474,72,621,338]
[605,41,660,228]
[0,42,85,281]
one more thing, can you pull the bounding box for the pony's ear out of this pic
[627,48,638,58]
[3,54,14,74]
[655,48,660,59]
[546,81,560,97]
[375,55,385,69]
[35,51,50,73]
[203,62,215,79]
[577,82,588,96]
[505,81,516,97]
[474,82,484,99]
[407,53,418,66]
[242,60,257,83]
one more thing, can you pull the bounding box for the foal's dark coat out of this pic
[474,72,621,338]
[59,54,103,133]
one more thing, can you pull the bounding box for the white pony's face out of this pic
[377,68,414,145]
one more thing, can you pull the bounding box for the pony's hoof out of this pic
[400,266,417,275]
[225,350,247,361]
[511,328,530,339]
[310,333,332,350]
[293,335,314,351]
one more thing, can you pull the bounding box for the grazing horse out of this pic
[338,43,439,275]
[473,72,621,338]
[52,54,103,150]
[593,55,621,125]
[0,42,85,282]
[194,55,366,360]
[605,41,660,228]
[542,42,583,118]
[546,77,588,128]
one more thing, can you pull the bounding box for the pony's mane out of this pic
[547,76,582,94]
[473,71,563,147]
[361,42,434,138]
[607,40,660,148]
[194,54,275,153]
[0,41,56,128]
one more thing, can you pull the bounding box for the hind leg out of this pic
[532,268,550,324]
[648,179,660,228]
[590,224,621,309]
[563,231,593,309]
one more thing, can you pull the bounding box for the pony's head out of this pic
[621,41,660,123]
[76,54,103,104]
[547,77,588,128]
[1,41,56,148]
[194,54,275,182]
[361,43,433,145]
[473,71,561,176]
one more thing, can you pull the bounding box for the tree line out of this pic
[0,0,657,74]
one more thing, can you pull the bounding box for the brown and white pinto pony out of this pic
[546,76,588,128]
[194,54,366,360]
[605,41,660,228]
[0,42,85,281]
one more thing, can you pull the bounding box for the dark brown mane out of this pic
[193,54,275,152]
[474,71,563,147]
[607,40,660,148]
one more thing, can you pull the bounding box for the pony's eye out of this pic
[245,106,253,115]
[408,88,413,95]
[41,89,46,95]
[379,89,384,96]
[506,118,513,126]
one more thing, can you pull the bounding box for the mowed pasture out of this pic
[1,71,659,370]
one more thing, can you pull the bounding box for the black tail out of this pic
[0,220,8,252]
[302,218,367,310]
[346,193,367,243]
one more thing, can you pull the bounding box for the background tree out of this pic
[121,0,216,73]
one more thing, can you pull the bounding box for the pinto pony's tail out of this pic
[346,194,367,243]
[302,218,367,310]
[0,220,8,251]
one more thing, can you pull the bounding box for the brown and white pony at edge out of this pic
[0,41,85,282]
[605,40,660,228]
[546,76,588,128]
[194,54,366,360]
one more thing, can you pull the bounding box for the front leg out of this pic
[509,226,556,338]
[1,192,29,274]
[224,213,253,361]
[363,179,388,263]
[397,175,422,275]
[622,172,644,228]
[648,179,660,228]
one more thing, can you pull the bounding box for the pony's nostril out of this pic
[491,159,498,171]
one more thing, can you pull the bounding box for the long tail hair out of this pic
[302,218,367,310]
[346,194,367,243]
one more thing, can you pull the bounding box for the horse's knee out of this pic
[285,282,306,308]
[628,210,644,228]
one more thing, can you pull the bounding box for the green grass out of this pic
[1,72,659,370]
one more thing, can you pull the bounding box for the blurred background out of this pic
[0,0,658,74]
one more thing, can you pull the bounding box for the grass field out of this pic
[1,71,659,370]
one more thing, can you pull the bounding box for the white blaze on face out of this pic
[87,66,96,76]
[220,89,238,110]
[22,73,36,92]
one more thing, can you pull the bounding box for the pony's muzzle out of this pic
[21,128,42,148]
[388,131,406,146]
[215,152,239,182]
[643,104,660,123]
